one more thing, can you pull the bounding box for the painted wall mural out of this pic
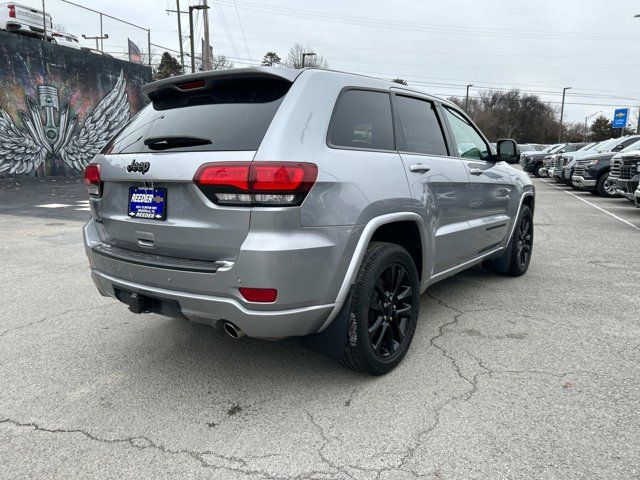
[0,31,151,177]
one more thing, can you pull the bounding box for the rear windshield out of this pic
[107,77,290,154]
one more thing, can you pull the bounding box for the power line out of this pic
[232,0,252,62]
[213,1,240,58]
[217,0,636,41]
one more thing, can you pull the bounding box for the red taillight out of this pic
[196,162,250,191]
[8,4,15,17]
[194,162,318,206]
[84,163,101,196]
[239,287,278,303]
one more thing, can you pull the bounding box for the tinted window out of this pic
[328,90,394,150]
[443,107,490,160]
[395,96,448,156]
[108,78,290,153]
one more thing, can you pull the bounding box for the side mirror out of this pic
[496,139,517,162]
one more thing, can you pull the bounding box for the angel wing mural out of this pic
[0,70,131,175]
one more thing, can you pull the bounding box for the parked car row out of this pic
[521,136,640,206]
[0,2,100,53]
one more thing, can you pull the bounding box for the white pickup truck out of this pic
[0,2,53,40]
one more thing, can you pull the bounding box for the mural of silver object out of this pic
[0,70,130,174]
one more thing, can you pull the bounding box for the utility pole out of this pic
[202,0,211,71]
[465,84,473,111]
[301,52,316,68]
[176,0,184,73]
[558,87,571,143]
[188,4,208,73]
[166,2,187,74]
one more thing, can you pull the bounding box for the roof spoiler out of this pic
[142,67,302,99]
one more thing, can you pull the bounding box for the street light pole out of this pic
[583,111,602,143]
[465,84,473,111]
[558,87,571,143]
[301,52,316,68]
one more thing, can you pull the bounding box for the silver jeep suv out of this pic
[83,67,535,374]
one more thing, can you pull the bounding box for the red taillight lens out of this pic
[8,4,15,17]
[251,163,317,192]
[194,162,318,206]
[239,287,278,303]
[195,163,250,191]
[84,163,101,196]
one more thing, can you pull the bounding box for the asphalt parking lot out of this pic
[1,173,639,479]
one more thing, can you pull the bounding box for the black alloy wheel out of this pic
[367,263,414,359]
[516,215,533,269]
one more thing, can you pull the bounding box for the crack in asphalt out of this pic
[0,416,371,480]
[0,418,293,479]
[0,302,120,338]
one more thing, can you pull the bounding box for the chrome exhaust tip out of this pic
[223,322,245,339]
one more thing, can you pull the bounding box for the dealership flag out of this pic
[128,39,142,64]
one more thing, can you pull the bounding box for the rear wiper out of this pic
[144,135,212,150]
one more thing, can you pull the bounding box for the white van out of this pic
[0,3,53,39]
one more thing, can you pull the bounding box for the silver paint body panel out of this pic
[84,67,534,338]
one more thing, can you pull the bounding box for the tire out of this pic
[339,242,419,375]
[533,164,543,178]
[483,205,533,277]
[596,172,619,198]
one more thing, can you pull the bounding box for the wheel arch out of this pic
[318,212,428,332]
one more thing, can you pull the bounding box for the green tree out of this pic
[261,52,281,67]
[153,52,182,80]
[283,44,328,69]
[392,78,408,85]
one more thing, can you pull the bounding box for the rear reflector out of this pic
[8,5,15,18]
[194,162,318,206]
[239,287,278,303]
[83,163,101,196]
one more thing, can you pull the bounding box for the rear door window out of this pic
[107,77,290,153]
[328,90,394,151]
[394,95,448,156]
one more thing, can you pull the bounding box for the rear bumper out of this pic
[90,269,334,338]
[571,176,596,189]
[83,218,357,338]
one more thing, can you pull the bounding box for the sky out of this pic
[31,0,640,126]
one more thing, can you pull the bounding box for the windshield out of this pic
[548,144,566,154]
[594,138,617,153]
[577,142,596,152]
[620,139,640,152]
[541,144,558,153]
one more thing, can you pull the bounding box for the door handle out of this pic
[469,168,484,175]
[409,164,431,173]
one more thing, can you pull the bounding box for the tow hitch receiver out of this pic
[114,288,160,314]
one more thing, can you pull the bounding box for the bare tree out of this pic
[283,44,328,69]
[211,55,234,70]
